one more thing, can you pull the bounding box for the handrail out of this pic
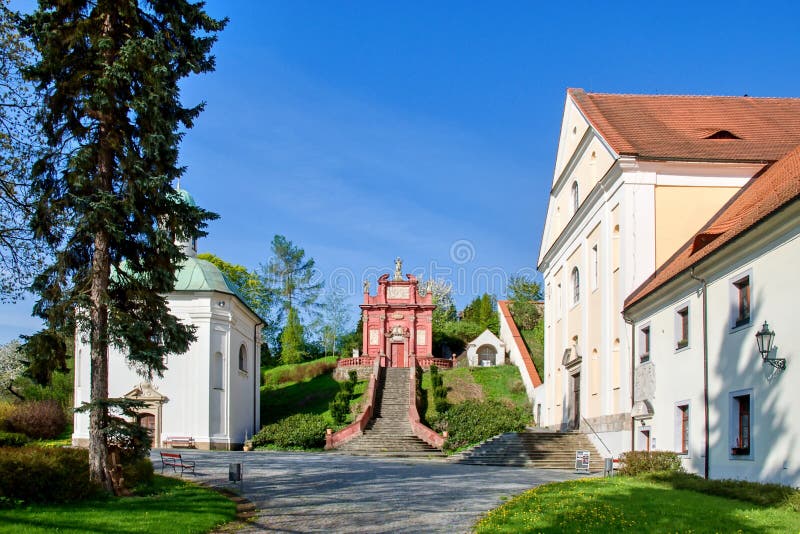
[582,416,613,457]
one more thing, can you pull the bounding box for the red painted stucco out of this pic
[361,272,435,367]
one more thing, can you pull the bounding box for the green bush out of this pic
[328,371,359,424]
[432,399,529,452]
[618,450,683,476]
[329,391,350,424]
[121,457,154,489]
[0,431,29,447]
[252,413,328,449]
[6,400,67,439]
[0,402,14,431]
[0,446,101,504]
[644,471,800,509]
[434,397,450,414]
[429,365,449,414]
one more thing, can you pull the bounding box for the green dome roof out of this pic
[174,257,239,295]
[174,188,197,207]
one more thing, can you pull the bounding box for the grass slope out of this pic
[0,476,236,534]
[261,357,366,428]
[475,476,800,533]
[421,365,531,421]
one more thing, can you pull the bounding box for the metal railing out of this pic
[582,416,613,456]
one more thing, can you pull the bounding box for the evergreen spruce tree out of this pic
[280,307,306,364]
[23,1,226,492]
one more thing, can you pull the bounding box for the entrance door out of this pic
[391,343,405,367]
[572,372,581,430]
[138,413,156,447]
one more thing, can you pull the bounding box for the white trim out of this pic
[729,388,754,461]
[674,302,690,353]
[728,269,753,331]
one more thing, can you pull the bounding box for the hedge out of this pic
[618,450,683,476]
[0,446,101,505]
[252,413,328,449]
[432,399,530,452]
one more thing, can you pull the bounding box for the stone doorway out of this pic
[571,372,581,430]
[391,343,406,367]
[138,413,156,447]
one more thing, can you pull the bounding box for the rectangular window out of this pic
[676,307,689,349]
[640,325,651,363]
[733,275,751,328]
[678,404,689,454]
[731,393,751,456]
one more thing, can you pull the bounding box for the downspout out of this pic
[623,313,635,451]
[253,319,262,441]
[690,267,710,480]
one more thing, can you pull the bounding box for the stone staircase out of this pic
[335,367,444,458]
[450,429,605,470]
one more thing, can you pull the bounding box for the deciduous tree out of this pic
[507,275,543,330]
[23,1,225,492]
[0,1,43,302]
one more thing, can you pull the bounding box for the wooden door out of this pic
[391,343,405,367]
[138,413,156,447]
[572,372,581,429]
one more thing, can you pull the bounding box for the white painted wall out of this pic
[465,329,505,367]
[629,204,800,486]
[73,291,261,450]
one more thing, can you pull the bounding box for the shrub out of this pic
[252,413,328,449]
[0,431,29,447]
[618,450,683,476]
[432,399,529,452]
[644,471,800,508]
[121,458,154,489]
[262,360,336,387]
[0,402,15,431]
[328,370,359,424]
[429,366,449,414]
[6,400,67,439]
[329,391,350,424]
[0,446,101,504]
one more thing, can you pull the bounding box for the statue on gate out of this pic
[394,257,403,281]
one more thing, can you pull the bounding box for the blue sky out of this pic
[2,0,800,342]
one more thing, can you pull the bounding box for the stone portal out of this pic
[361,260,434,367]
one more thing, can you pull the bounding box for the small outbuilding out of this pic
[466,329,505,367]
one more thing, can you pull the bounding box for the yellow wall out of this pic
[654,185,740,266]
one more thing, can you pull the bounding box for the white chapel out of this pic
[72,190,263,450]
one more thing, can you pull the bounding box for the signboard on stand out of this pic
[575,450,590,473]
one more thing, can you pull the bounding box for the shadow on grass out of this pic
[0,477,236,534]
[476,477,799,534]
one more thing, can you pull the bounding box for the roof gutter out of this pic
[689,267,710,480]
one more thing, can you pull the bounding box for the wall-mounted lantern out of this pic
[755,321,785,370]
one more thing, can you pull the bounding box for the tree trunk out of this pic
[88,10,116,495]
[88,111,114,492]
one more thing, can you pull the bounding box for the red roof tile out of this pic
[497,300,542,387]
[625,144,800,309]
[569,89,800,162]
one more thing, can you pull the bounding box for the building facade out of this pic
[624,146,800,486]
[73,192,263,450]
[537,90,800,455]
[360,259,434,366]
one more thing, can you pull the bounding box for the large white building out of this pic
[537,89,800,455]
[73,191,263,450]
[624,146,800,486]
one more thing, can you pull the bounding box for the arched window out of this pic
[571,181,579,213]
[477,345,497,367]
[572,267,580,304]
[238,344,247,372]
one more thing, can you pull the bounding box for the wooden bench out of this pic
[159,451,195,476]
[165,436,195,448]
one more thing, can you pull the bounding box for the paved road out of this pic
[152,450,585,533]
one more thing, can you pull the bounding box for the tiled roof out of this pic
[497,300,542,387]
[569,89,800,162]
[625,144,800,309]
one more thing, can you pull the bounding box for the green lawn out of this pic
[421,365,531,421]
[0,476,236,534]
[261,371,366,428]
[475,475,800,533]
